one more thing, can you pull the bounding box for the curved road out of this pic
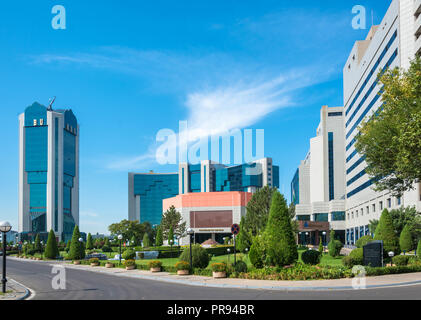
[6,259,421,300]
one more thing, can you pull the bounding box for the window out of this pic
[352,212,354,219]
[40,119,44,125]
[328,112,343,117]
[372,204,376,212]
[397,197,401,206]
[366,206,369,214]
[387,198,391,208]
[380,201,383,210]
[33,119,37,126]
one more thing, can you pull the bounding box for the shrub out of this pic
[89,258,99,264]
[249,236,264,269]
[211,263,227,273]
[156,226,164,247]
[262,192,298,267]
[179,244,210,269]
[343,248,364,267]
[328,231,343,257]
[399,225,413,253]
[86,233,93,250]
[374,209,400,256]
[123,259,136,267]
[143,233,150,248]
[318,238,323,254]
[233,261,248,273]
[175,261,190,271]
[392,255,410,266]
[44,229,59,259]
[148,260,162,269]
[356,235,374,248]
[301,250,321,265]
[101,245,112,252]
[122,249,136,260]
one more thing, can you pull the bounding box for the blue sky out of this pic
[0,0,392,234]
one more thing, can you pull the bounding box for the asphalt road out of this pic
[5,259,421,300]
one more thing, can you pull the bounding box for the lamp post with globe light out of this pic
[0,221,12,293]
[118,235,123,265]
[187,228,194,270]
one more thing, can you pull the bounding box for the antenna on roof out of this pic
[48,96,56,111]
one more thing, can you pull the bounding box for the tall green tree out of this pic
[243,186,276,237]
[236,216,252,253]
[369,219,379,235]
[161,206,186,239]
[417,240,421,258]
[108,219,152,244]
[374,209,400,255]
[168,226,174,243]
[86,233,93,250]
[389,206,421,246]
[44,230,59,259]
[399,224,413,253]
[68,225,85,260]
[155,226,163,246]
[355,57,421,196]
[262,191,298,267]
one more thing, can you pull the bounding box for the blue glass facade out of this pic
[328,132,334,201]
[22,103,78,242]
[291,169,299,205]
[214,163,264,192]
[133,174,179,225]
[189,164,201,193]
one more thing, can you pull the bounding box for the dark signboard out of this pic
[363,240,383,268]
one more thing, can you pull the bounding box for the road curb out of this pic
[8,278,34,300]
[61,263,421,292]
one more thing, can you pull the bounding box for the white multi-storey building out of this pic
[292,105,346,244]
[343,0,421,245]
[19,102,79,243]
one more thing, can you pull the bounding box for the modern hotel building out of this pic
[343,0,421,245]
[292,106,346,244]
[19,102,79,242]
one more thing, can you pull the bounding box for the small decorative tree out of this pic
[417,240,421,258]
[168,226,174,245]
[34,234,42,253]
[44,230,59,259]
[155,226,163,247]
[262,191,298,267]
[374,209,400,256]
[399,224,413,254]
[318,237,323,254]
[86,233,93,250]
[143,233,150,248]
[131,235,137,247]
[68,225,85,260]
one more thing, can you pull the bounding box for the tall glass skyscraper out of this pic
[19,102,79,242]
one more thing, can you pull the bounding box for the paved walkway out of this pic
[0,278,30,300]
[11,257,421,291]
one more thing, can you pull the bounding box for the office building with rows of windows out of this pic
[343,0,421,245]
[129,158,279,227]
[292,106,346,245]
[18,102,79,243]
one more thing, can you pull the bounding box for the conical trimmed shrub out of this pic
[262,191,298,267]
[143,233,150,248]
[374,209,400,256]
[44,230,59,259]
[34,234,42,253]
[399,224,413,254]
[68,225,85,260]
[155,226,163,246]
[417,240,421,258]
[86,233,93,250]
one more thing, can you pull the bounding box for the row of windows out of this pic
[347,197,401,220]
[346,48,398,140]
[295,212,345,222]
[345,30,397,116]
[328,112,343,117]
[347,168,366,187]
[347,156,366,175]
[33,119,45,126]
[346,226,370,244]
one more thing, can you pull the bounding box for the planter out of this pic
[126,265,136,270]
[212,272,227,279]
[90,263,99,267]
[105,263,114,268]
[73,261,81,265]
[177,270,189,276]
[150,267,161,273]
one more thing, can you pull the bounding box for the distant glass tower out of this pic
[18,102,79,242]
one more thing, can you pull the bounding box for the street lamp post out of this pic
[0,221,12,294]
[322,231,327,253]
[187,228,194,270]
[227,248,231,265]
[305,232,309,248]
[118,235,123,265]
[388,251,395,267]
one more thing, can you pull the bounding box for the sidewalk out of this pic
[10,257,421,291]
[0,279,31,300]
